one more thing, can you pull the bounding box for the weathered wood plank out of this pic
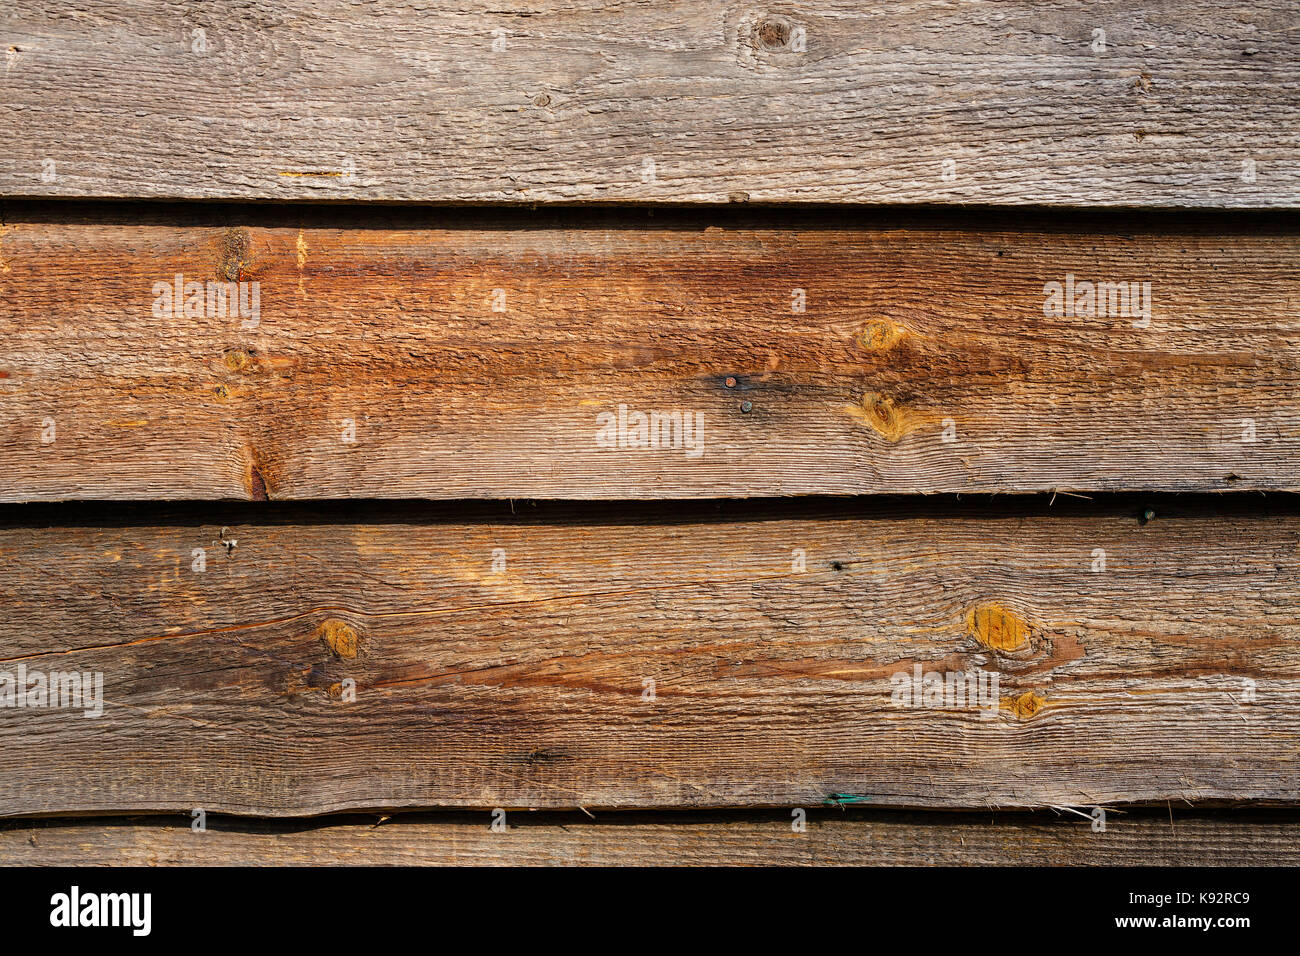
[0,497,1296,815]
[3,205,1298,500]
[1,2,1296,206]
[3,810,1297,866]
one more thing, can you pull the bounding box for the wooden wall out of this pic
[1,1,1297,865]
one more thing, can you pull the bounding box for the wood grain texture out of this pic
[3,810,1297,866]
[1,2,1297,206]
[3,205,1299,501]
[0,497,1296,816]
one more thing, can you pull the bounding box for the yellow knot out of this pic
[316,619,359,659]
[1004,691,1045,720]
[857,320,908,352]
[966,603,1033,652]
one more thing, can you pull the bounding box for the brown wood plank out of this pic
[3,205,1298,501]
[0,497,1296,816]
[3,810,1296,866]
[1,2,1296,206]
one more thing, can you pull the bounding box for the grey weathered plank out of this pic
[3,205,1298,501]
[3,810,1296,866]
[1,2,1297,206]
[0,498,1296,816]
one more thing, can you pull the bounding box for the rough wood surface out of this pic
[3,810,1296,866]
[3,205,1298,501]
[0,497,1296,816]
[1,2,1296,206]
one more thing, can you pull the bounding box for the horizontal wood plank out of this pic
[3,205,1299,500]
[1,2,1297,206]
[0,498,1297,815]
[3,810,1296,866]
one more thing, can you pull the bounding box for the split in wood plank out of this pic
[3,809,1297,866]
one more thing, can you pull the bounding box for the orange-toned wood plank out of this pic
[3,206,1298,500]
[0,497,1296,814]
